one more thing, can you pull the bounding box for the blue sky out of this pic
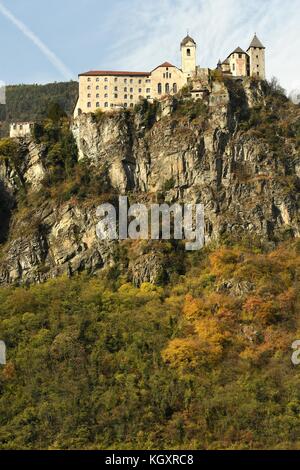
[0,0,299,93]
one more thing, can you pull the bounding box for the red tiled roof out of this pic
[151,62,177,72]
[79,70,150,77]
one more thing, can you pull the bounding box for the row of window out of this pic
[87,102,137,109]
[87,93,137,100]
[87,86,151,93]
[157,83,177,94]
[86,77,151,84]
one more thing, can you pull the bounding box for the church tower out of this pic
[247,34,266,79]
[181,35,197,79]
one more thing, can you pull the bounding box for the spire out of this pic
[181,34,196,47]
[248,33,265,49]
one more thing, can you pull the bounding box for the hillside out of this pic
[0,75,299,449]
[0,81,78,137]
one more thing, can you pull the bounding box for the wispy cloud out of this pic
[0,1,74,80]
[101,0,300,93]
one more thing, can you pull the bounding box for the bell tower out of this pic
[181,34,197,79]
[247,33,266,79]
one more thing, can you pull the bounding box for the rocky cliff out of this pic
[0,77,299,286]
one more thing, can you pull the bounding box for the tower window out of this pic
[96,102,100,107]
[187,49,191,56]
[158,83,162,94]
[173,83,177,93]
[165,83,170,94]
[104,102,108,107]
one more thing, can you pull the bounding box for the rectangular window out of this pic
[139,79,142,84]
[138,88,142,93]
[146,88,150,93]
[114,77,118,82]
[105,102,108,107]
[130,88,133,93]
[96,102,100,107]
[124,94,128,99]
[124,87,127,92]
[87,102,91,108]
[104,78,108,82]
[114,94,118,98]
[130,95,133,100]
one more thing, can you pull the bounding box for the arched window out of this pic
[158,83,162,94]
[173,83,177,93]
[187,48,191,56]
[165,83,170,94]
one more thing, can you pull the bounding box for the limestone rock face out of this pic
[0,203,115,285]
[0,79,299,285]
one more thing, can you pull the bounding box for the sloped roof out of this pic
[248,34,265,49]
[79,70,150,77]
[151,62,177,72]
[232,47,248,55]
[181,35,196,46]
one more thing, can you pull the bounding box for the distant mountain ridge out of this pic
[0,81,78,137]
